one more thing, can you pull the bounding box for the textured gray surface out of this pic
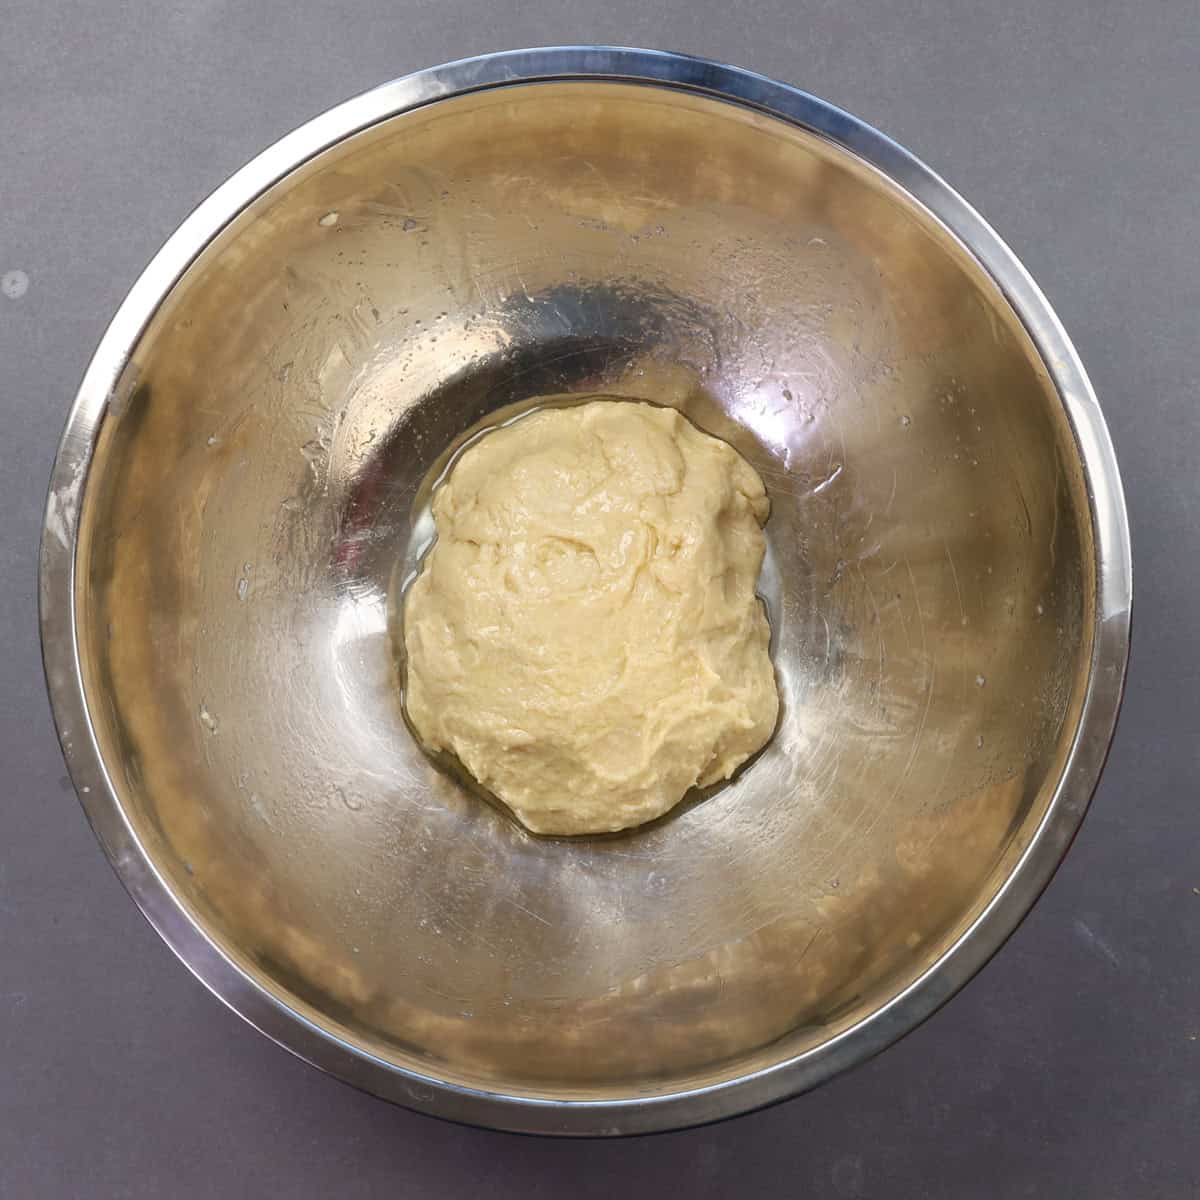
[2,2,1197,1196]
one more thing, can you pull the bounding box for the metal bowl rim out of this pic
[38,45,1132,1136]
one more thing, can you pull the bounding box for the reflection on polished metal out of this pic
[41,48,1130,1135]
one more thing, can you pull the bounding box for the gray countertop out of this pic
[3,3,1197,1196]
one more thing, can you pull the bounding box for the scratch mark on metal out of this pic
[1014,473,1033,539]
[810,461,843,495]
[905,556,926,633]
[1048,451,1061,569]
[943,537,966,626]
[512,263,533,306]
[854,562,886,685]
[505,897,552,927]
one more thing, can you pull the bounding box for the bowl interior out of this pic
[74,80,1093,1102]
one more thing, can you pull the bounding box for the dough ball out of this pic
[402,400,778,834]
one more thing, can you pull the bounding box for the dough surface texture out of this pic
[402,400,778,835]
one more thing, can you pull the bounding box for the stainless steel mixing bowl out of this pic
[41,48,1131,1135]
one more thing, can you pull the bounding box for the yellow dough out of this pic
[402,400,778,834]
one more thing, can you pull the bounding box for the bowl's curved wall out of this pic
[46,53,1128,1135]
